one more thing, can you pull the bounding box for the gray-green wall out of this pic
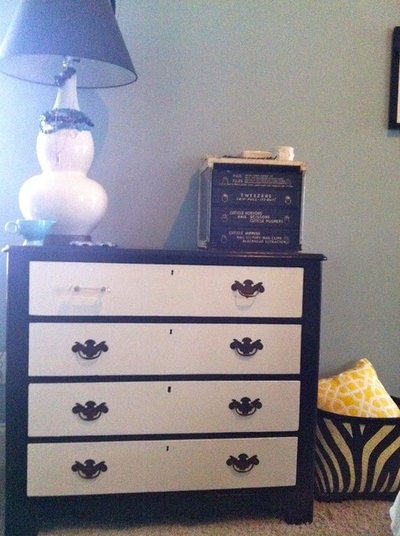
[0,1,399,396]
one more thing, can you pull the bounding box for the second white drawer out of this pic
[28,380,300,436]
[29,323,302,376]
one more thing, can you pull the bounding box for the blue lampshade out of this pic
[0,0,137,88]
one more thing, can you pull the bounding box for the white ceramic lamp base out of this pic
[19,169,108,244]
[18,69,108,245]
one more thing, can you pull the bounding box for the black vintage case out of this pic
[198,157,306,252]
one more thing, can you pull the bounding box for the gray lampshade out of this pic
[0,0,137,88]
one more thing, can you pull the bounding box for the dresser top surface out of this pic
[3,246,326,267]
[3,246,326,266]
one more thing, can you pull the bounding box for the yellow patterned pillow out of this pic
[318,358,400,418]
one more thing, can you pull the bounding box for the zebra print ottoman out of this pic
[315,397,400,501]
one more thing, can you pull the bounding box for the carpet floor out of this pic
[5,498,389,536]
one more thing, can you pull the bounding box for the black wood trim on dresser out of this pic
[4,248,36,535]
[285,256,323,523]
[4,246,325,535]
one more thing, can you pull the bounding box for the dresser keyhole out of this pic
[167,386,172,393]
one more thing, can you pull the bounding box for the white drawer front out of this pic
[29,323,301,376]
[27,437,298,496]
[28,380,300,436]
[29,262,303,317]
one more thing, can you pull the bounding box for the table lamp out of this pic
[0,0,137,245]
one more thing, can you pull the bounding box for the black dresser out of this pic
[4,246,324,535]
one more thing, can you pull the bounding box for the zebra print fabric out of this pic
[315,397,400,501]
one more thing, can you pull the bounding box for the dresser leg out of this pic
[5,496,38,536]
[282,490,314,524]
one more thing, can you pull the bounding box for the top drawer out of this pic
[29,262,303,317]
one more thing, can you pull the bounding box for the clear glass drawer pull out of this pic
[70,285,111,293]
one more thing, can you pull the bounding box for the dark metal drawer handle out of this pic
[72,401,109,421]
[71,339,109,360]
[231,279,265,298]
[226,453,259,473]
[71,459,108,479]
[230,337,263,357]
[229,397,262,416]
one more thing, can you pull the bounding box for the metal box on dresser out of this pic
[197,157,305,251]
[4,246,325,535]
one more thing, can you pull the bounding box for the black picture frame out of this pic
[388,27,400,129]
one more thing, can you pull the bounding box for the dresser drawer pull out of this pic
[71,459,108,479]
[231,279,264,298]
[229,397,262,416]
[230,337,263,357]
[71,339,109,360]
[70,285,111,293]
[72,401,109,421]
[226,453,259,473]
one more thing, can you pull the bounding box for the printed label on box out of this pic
[212,207,300,227]
[212,188,300,207]
[210,228,300,250]
[213,169,302,188]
